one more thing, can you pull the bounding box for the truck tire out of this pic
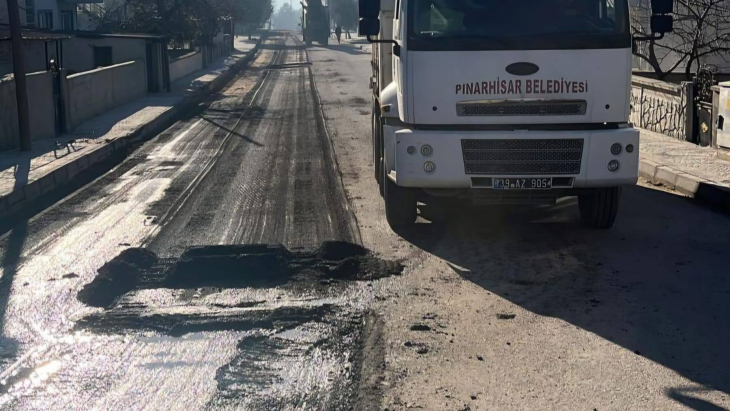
[578,187,621,229]
[383,162,417,227]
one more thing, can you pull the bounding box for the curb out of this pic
[639,157,730,210]
[0,39,263,219]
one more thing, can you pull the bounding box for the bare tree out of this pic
[631,0,730,79]
[330,0,357,31]
[80,0,129,31]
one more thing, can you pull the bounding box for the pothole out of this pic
[77,241,403,308]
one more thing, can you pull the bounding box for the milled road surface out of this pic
[0,34,389,411]
[1,32,730,411]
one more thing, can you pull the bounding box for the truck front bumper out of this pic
[385,126,639,189]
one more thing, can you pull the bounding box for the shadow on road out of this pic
[199,114,264,147]
[0,160,31,359]
[397,185,730,399]
[667,387,729,411]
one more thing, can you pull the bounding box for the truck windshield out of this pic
[407,0,630,50]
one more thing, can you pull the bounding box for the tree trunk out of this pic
[647,40,666,80]
[685,55,695,81]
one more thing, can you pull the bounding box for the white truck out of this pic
[360,0,674,228]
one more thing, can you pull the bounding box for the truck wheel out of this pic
[383,162,417,227]
[578,187,621,229]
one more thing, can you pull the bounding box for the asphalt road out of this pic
[0,33,388,411]
[0,32,729,411]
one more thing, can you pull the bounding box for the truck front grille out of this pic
[462,139,584,175]
[456,100,587,116]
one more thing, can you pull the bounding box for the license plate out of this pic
[493,178,552,190]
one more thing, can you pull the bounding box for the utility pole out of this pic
[6,0,32,151]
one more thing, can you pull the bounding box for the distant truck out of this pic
[302,0,330,46]
[360,0,675,229]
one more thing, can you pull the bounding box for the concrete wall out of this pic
[631,77,693,141]
[64,59,146,129]
[169,51,202,83]
[62,36,147,74]
[0,71,56,150]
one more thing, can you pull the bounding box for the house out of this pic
[1,0,108,32]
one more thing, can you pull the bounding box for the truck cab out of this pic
[361,0,674,229]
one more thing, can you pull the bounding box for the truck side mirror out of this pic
[359,18,380,36]
[635,0,674,40]
[651,0,674,15]
[359,0,380,19]
[651,14,673,34]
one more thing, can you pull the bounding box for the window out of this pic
[60,10,74,30]
[408,0,630,51]
[93,46,113,67]
[25,0,36,26]
[37,10,53,29]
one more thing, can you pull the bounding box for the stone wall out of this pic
[630,77,693,141]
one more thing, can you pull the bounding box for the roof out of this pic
[0,35,72,42]
[49,29,167,40]
[0,25,168,41]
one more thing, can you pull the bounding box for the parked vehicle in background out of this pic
[361,0,675,229]
[302,0,331,45]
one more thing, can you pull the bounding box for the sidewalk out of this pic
[0,36,261,217]
[640,129,730,208]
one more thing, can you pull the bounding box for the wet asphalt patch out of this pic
[71,241,395,409]
[77,241,403,309]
